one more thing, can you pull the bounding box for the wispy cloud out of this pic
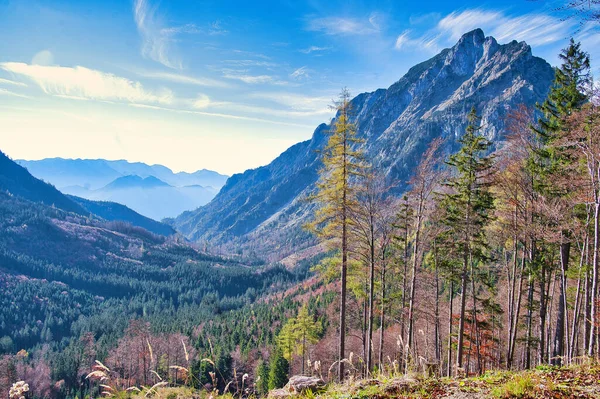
[191,94,211,109]
[32,50,54,66]
[0,62,173,104]
[128,103,316,128]
[187,91,332,119]
[161,20,228,36]
[133,0,182,69]
[249,92,332,114]
[306,15,380,36]
[395,29,440,51]
[160,23,202,35]
[409,12,442,26]
[290,66,309,80]
[299,46,331,54]
[135,70,231,88]
[222,59,279,68]
[0,77,27,87]
[395,9,574,53]
[207,20,228,36]
[231,49,271,60]
[222,71,287,85]
[440,10,570,46]
[0,88,31,99]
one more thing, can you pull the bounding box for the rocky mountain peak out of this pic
[172,29,555,261]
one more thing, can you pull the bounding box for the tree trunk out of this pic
[552,241,570,365]
[366,218,375,375]
[406,207,423,373]
[525,261,534,369]
[400,209,409,371]
[588,202,599,357]
[302,333,306,375]
[456,254,469,369]
[470,267,482,374]
[339,200,347,381]
[378,253,386,371]
[508,248,526,368]
[447,279,454,377]
[570,265,584,362]
[539,259,548,365]
[434,243,441,367]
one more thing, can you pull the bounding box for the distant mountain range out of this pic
[1,150,175,236]
[17,158,229,220]
[173,29,555,261]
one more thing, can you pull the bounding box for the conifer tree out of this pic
[533,39,591,363]
[438,107,494,373]
[277,320,297,364]
[294,305,321,375]
[268,350,289,390]
[307,88,364,381]
[255,359,270,396]
[276,306,320,375]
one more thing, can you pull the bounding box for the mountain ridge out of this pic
[16,158,229,190]
[0,150,175,236]
[17,158,227,219]
[103,175,172,190]
[172,28,555,260]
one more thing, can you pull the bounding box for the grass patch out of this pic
[490,374,536,399]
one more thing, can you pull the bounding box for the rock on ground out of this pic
[267,375,326,398]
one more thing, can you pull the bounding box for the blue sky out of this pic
[0,0,598,175]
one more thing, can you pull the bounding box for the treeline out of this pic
[300,39,600,381]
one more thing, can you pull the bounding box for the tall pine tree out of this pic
[532,39,591,363]
[307,88,364,381]
[438,107,495,374]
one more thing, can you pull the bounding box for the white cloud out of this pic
[231,49,271,60]
[160,23,202,35]
[290,66,309,80]
[185,91,333,119]
[133,0,182,69]
[128,102,316,127]
[368,12,384,31]
[32,50,54,66]
[136,70,231,88]
[0,78,27,87]
[248,92,332,113]
[208,20,228,36]
[395,9,575,54]
[211,102,331,119]
[439,10,571,46]
[409,12,442,26]
[299,46,331,54]
[0,88,31,99]
[394,30,412,50]
[0,62,173,104]
[187,91,331,119]
[395,30,441,52]
[306,16,380,36]
[222,72,287,85]
[160,20,228,36]
[437,10,501,42]
[222,59,278,67]
[192,94,211,109]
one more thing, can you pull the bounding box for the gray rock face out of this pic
[173,29,554,260]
